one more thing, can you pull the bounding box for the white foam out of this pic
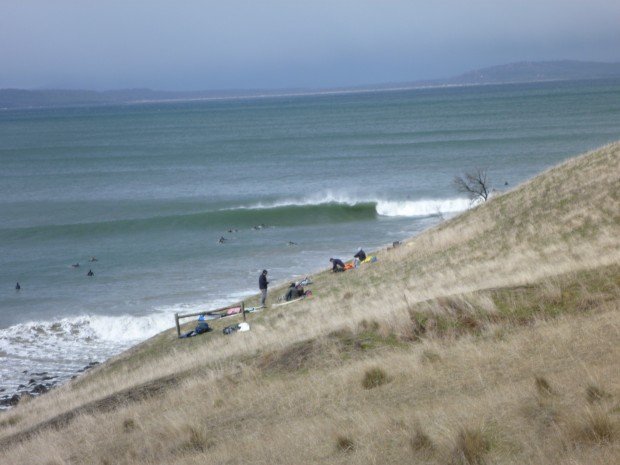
[376,198,471,217]
[0,312,176,364]
[230,191,366,210]
[229,191,471,218]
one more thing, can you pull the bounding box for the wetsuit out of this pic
[331,259,345,272]
[259,273,269,305]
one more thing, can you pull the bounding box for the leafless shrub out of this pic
[454,168,491,203]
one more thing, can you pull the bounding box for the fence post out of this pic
[175,313,181,338]
[242,302,246,321]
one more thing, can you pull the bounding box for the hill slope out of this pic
[1,143,619,464]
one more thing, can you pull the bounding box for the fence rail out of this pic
[174,302,245,337]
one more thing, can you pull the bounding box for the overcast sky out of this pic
[1,0,619,90]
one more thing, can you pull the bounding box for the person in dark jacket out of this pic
[354,247,366,263]
[285,282,306,301]
[329,258,345,272]
[259,269,269,306]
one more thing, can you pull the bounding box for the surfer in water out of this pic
[15,282,20,290]
[89,256,98,262]
[71,263,80,268]
[218,236,227,244]
[87,269,94,277]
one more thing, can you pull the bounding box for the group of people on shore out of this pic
[258,247,368,305]
[329,247,367,272]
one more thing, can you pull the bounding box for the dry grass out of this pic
[1,143,619,464]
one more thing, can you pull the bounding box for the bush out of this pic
[362,367,390,389]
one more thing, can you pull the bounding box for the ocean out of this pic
[1,79,620,397]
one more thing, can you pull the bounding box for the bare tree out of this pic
[453,168,491,203]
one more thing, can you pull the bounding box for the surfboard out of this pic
[225,306,242,315]
[244,306,265,313]
[272,296,305,307]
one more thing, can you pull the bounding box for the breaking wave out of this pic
[0,193,470,240]
[0,312,174,363]
[235,192,471,218]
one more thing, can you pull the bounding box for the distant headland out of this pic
[2,60,620,110]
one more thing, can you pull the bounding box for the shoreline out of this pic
[0,232,410,411]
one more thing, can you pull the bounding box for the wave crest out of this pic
[376,198,470,217]
[234,193,470,218]
[0,312,175,362]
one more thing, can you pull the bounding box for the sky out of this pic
[1,0,619,91]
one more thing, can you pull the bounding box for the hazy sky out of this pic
[1,1,619,90]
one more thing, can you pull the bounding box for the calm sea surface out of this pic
[1,79,620,394]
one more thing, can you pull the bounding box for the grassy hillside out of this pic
[1,143,619,464]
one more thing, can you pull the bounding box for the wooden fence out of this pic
[174,302,245,338]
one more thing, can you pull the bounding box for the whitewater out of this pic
[2,78,620,400]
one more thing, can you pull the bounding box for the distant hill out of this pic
[441,60,620,85]
[2,60,620,109]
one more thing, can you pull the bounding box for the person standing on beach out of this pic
[259,269,269,306]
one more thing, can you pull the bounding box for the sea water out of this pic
[1,79,620,396]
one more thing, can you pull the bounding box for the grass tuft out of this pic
[122,418,136,432]
[585,384,610,403]
[535,376,554,396]
[570,410,617,445]
[420,349,442,364]
[451,427,491,465]
[0,415,21,429]
[179,425,213,453]
[410,428,435,454]
[335,435,355,452]
[362,366,390,389]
